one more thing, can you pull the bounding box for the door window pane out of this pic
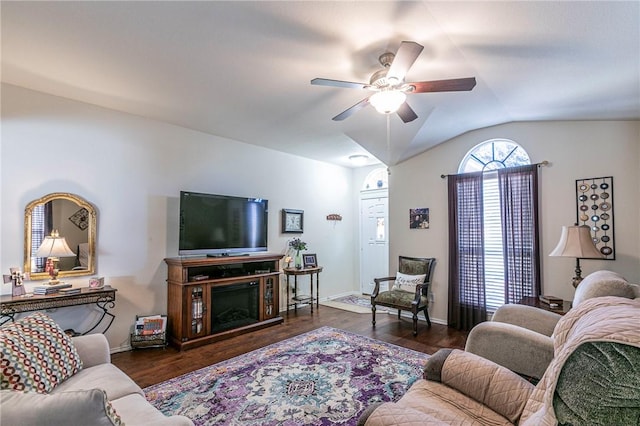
[376,217,385,241]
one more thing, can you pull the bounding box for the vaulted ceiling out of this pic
[2,1,639,167]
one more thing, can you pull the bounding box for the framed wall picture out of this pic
[409,208,429,229]
[282,209,304,233]
[303,253,317,268]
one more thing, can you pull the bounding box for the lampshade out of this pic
[369,90,406,114]
[549,225,603,259]
[35,231,76,258]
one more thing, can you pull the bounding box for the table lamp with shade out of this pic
[549,225,604,288]
[35,230,76,285]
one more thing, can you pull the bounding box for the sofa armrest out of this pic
[358,402,447,426]
[425,349,534,424]
[465,321,554,379]
[72,333,111,368]
[492,304,561,336]
[0,389,121,426]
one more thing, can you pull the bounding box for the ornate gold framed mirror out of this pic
[24,193,96,280]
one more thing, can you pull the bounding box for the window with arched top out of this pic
[450,139,539,322]
[459,139,531,173]
[362,168,388,190]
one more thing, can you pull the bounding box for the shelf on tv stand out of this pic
[164,254,283,350]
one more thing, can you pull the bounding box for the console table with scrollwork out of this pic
[0,286,117,334]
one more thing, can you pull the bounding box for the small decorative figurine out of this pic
[3,268,28,297]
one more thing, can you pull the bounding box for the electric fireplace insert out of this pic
[210,281,260,334]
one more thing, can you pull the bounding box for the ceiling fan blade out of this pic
[396,102,418,123]
[387,41,424,82]
[410,77,477,93]
[332,97,370,121]
[311,78,368,90]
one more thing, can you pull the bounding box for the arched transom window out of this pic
[362,167,388,190]
[459,139,531,173]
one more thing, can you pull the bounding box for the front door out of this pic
[360,191,389,295]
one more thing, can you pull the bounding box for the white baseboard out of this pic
[111,344,132,354]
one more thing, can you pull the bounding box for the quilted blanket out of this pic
[520,296,640,425]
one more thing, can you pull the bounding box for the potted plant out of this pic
[289,238,307,269]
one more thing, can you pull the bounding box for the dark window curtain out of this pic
[44,202,53,235]
[448,172,487,331]
[498,164,541,303]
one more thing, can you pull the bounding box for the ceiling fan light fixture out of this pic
[370,90,406,114]
[312,41,475,122]
[348,154,369,165]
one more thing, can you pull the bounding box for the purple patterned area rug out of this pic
[144,326,428,425]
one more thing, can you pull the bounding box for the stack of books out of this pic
[33,282,72,295]
[59,287,82,295]
[539,295,563,308]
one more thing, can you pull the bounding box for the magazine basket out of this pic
[130,314,167,349]
[130,332,167,348]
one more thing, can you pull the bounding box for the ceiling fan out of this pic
[311,41,476,123]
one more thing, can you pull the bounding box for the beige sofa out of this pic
[465,270,640,379]
[0,312,192,426]
[359,296,640,425]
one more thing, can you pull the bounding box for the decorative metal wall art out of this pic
[69,207,89,230]
[575,176,615,260]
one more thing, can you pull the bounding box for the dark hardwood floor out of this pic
[111,305,467,388]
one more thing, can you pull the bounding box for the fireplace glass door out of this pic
[210,281,260,333]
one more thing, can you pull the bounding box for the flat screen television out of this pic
[179,191,268,256]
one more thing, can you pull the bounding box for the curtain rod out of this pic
[440,160,549,179]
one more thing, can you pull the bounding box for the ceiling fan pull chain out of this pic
[386,114,391,165]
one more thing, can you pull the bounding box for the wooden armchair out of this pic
[371,256,436,336]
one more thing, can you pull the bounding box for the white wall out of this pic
[4,84,638,345]
[390,121,640,324]
[1,84,359,350]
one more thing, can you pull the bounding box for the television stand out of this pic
[164,254,283,350]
